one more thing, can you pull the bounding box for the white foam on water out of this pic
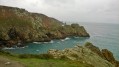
[65,37,70,40]
[61,39,65,41]
[50,40,54,43]
[3,47,15,50]
[33,42,41,44]
[60,37,70,41]
[36,50,39,51]
[43,42,49,43]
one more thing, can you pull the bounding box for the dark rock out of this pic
[48,43,115,67]
[102,49,119,67]
[8,27,18,39]
[84,42,104,58]
[85,42,119,67]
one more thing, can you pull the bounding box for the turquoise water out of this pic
[4,23,119,60]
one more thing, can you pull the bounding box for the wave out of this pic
[33,42,41,44]
[60,37,70,41]
[3,47,15,50]
[65,37,70,40]
[33,40,54,44]
[50,40,54,43]
[36,50,39,52]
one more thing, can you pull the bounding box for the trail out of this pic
[0,56,24,67]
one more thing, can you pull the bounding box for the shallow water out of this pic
[4,23,119,60]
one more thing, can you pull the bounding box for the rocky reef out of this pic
[48,42,119,67]
[0,5,89,47]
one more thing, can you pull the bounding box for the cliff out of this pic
[0,5,89,47]
[48,42,119,67]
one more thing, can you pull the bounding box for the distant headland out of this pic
[0,5,89,48]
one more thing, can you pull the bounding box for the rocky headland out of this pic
[48,42,119,67]
[0,5,89,47]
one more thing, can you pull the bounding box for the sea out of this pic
[4,23,119,60]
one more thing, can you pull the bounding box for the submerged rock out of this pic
[48,42,118,67]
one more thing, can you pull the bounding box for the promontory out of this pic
[0,5,89,47]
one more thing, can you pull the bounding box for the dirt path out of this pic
[0,56,24,67]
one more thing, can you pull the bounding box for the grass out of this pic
[0,50,93,67]
[16,58,92,67]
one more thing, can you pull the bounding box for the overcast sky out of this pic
[0,0,119,24]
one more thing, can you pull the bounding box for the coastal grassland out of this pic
[0,17,33,29]
[0,51,93,67]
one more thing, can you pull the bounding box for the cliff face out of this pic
[48,42,119,67]
[0,5,89,47]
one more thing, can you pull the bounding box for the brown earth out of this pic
[0,56,24,67]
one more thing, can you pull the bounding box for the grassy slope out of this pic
[0,52,92,67]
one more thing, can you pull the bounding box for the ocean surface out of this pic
[4,23,119,60]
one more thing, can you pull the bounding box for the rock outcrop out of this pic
[48,42,119,67]
[0,5,89,47]
[102,49,119,67]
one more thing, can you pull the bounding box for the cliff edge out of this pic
[48,42,119,67]
[0,5,89,47]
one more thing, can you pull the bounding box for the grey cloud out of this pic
[0,0,119,23]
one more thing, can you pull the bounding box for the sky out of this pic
[0,0,119,24]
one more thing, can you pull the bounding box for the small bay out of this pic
[4,23,119,60]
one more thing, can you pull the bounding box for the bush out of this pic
[60,55,69,60]
[19,54,53,59]
[39,54,53,59]
[0,50,14,56]
[70,53,79,58]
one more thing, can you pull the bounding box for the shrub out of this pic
[0,50,14,56]
[60,55,69,60]
[19,54,53,59]
[70,53,79,58]
[38,54,53,59]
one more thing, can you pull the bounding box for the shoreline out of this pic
[0,42,119,67]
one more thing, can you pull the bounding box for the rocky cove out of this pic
[0,5,119,67]
[0,5,89,48]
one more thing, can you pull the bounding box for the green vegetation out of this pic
[18,54,54,59]
[0,50,93,67]
[0,17,33,29]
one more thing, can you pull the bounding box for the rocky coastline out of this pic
[48,42,119,67]
[0,5,89,48]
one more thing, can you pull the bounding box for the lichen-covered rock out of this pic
[84,42,119,67]
[102,49,119,67]
[84,42,104,58]
[48,42,119,67]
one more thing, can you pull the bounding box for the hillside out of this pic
[48,42,119,67]
[0,5,89,47]
[0,42,118,67]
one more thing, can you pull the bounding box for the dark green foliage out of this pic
[71,23,80,28]
[39,54,54,59]
[19,54,53,59]
[85,42,93,47]
[60,55,69,60]
[0,50,14,56]
[70,53,79,58]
